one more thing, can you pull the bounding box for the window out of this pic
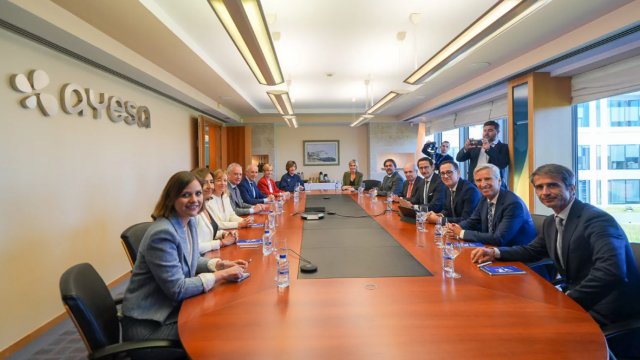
[441,128,460,161]
[577,103,589,127]
[608,180,640,204]
[597,180,601,205]
[578,180,590,203]
[468,124,483,141]
[609,100,640,127]
[596,100,601,127]
[578,145,590,170]
[596,145,601,170]
[608,145,640,169]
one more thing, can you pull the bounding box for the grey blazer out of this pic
[377,171,404,197]
[122,212,211,324]
[228,182,253,216]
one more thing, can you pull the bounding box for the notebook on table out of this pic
[480,265,526,276]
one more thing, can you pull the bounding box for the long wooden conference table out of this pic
[178,191,607,359]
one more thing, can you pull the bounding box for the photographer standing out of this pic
[456,120,509,188]
[421,140,453,172]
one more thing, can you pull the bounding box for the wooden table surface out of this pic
[178,191,607,360]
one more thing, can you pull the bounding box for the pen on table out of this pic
[239,245,260,248]
[477,261,492,268]
[246,259,252,270]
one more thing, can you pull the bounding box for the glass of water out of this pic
[444,237,463,278]
[418,205,428,233]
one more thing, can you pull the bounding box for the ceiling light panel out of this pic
[208,0,284,85]
[267,90,294,115]
[365,90,412,115]
[404,0,551,85]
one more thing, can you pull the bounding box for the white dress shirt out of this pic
[476,138,500,167]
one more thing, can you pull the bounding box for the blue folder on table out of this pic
[480,265,526,276]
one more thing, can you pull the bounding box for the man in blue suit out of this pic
[426,160,481,224]
[447,164,535,247]
[239,164,275,206]
[471,164,640,357]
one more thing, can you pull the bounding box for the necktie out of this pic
[424,180,431,204]
[407,181,413,198]
[250,182,256,197]
[555,216,565,268]
[488,202,495,233]
[234,186,242,205]
[451,190,456,217]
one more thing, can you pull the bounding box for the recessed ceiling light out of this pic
[220,96,232,100]
[326,72,334,77]
[469,62,490,69]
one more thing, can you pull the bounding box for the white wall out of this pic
[275,124,369,181]
[0,30,196,351]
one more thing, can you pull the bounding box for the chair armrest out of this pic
[602,318,640,339]
[524,258,554,269]
[89,340,184,360]
[551,278,566,287]
[112,296,124,305]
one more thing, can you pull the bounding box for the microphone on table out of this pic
[287,248,318,273]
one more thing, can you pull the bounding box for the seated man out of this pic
[427,160,481,224]
[471,164,640,354]
[393,163,423,202]
[446,164,535,246]
[373,158,403,197]
[227,163,264,215]
[409,157,445,213]
[239,164,275,205]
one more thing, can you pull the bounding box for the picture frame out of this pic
[303,140,340,166]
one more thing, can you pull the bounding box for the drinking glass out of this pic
[418,205,428,233]
[444,237,463,278]
[268,212,276,228]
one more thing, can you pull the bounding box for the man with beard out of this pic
[372,158,403,197]
[456,120,509,188]
[409,157,445,213]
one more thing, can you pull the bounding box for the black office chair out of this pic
[602,243,640,359]
[121,222,153,270]
[363,180,381,191]
[524,214,557,281]
[60,263,186,359]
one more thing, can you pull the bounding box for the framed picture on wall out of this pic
[303,140,340,166]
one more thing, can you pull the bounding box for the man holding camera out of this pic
[421,140,453,172]
[456,120,509,188]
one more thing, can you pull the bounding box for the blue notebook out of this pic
[446,242,484,248]
[237,239,263,245]
[480,265,526,276]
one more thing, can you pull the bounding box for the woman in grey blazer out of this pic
[341,159,363,190]
[121,171,248,342]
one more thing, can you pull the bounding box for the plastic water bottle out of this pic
[358,183,364,196]
[335,181,340,191]
[276,199,283,214]
[442,248,453,273]
[277,254,289,288]
[372,188,378,198]
[262,229,272,256]
[387,193,393,210]
[434,217,443,245]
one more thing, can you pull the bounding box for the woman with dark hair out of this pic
[121,171,248,342]
[279,160,305,192]
[191,168,237,253]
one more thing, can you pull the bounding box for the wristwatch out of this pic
[218,260,228,270]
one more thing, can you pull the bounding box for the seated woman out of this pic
[207,169,254,230]
[341,159,363,191]
[257,163,284,197]
[191,168,237,253]
[121,171,247,342]
[279,160,305,192]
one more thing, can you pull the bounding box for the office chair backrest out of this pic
[632,243,640,275]
[59,263,120,354]
[363,180,381,191]
[531,214,547,237]
[121,222,153,269]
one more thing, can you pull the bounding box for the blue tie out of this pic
[250,182,256,197]
[488,202,495,233]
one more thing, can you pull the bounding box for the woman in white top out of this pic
[191,168,238,254]
[207,169,253,230]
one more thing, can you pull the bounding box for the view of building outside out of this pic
[441,128,460,159]
[577,91,640,243]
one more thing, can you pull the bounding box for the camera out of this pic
[424,142,437,152]
[470,139,484,146]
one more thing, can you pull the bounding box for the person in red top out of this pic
[257,163,284,197]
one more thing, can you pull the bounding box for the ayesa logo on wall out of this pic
[10,69,151,128]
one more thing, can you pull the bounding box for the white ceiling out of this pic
[143,0,631,117]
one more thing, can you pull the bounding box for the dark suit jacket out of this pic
[409,174,445,213]
[238,177,267,205]
[498,200,640,326]
[458,188,536,247]
[455,141,510,184]
[377,171,404,197]
[227,183,253,216]
[441,178,482,223]
[400,177,423,199]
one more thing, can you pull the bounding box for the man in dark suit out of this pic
[227,163,264,215]
[456,120,509,187]
[239,164,275,206]
[426,160,481,224]
[471,164,640,350]
[422,140,454,172]
[447,164,535,246]
[373,158,403,197]
[393,163,423,202]
[409,157,445,213]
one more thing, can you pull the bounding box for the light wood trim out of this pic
[508,74,534,211]
[197,115,223,169]
[121,239,134,270]
[0,272,131,359]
